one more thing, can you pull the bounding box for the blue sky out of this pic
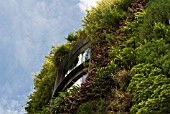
[0,0,98,113]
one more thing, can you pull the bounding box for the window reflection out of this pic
[65,48,91,86]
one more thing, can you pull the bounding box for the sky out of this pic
[0,0,99,114]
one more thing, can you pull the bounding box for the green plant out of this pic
[54,44,72,67]
[82,0,135,42]
[77,101,95,114]
[95,98,107,114]
[91,65,115,97]
[76,98,107,114]
[65,32,78,42]
[139,0,170,42]
[128,63,170,114]
[135,38,170,75]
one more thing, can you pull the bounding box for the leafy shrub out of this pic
[82,0,136,42]
[65,32,78,42]
[128,63,170,114]
[135,39,170,75]
[139,0,170,42]
[109,46,135,69]
[37,85,80,114]
[123,11,146,47]
[91,63,116,97]
[77,101,95,114]
[77,98,107,114]
[54,44,72,67]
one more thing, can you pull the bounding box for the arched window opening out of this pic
[52,39,91,97]
[64,48,91,86]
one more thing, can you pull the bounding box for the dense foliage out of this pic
[128,64,170,113]
[126,0,170,113]
[26,0,170,113]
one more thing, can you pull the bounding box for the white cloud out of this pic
[78,0,100,13]
[0,81,31,114]
[0,97,25,114]
[0,0,83,69]
[0,106,25,114]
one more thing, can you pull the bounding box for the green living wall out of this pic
[25,0,170,113]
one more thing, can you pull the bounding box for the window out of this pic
[65,48,91,86]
